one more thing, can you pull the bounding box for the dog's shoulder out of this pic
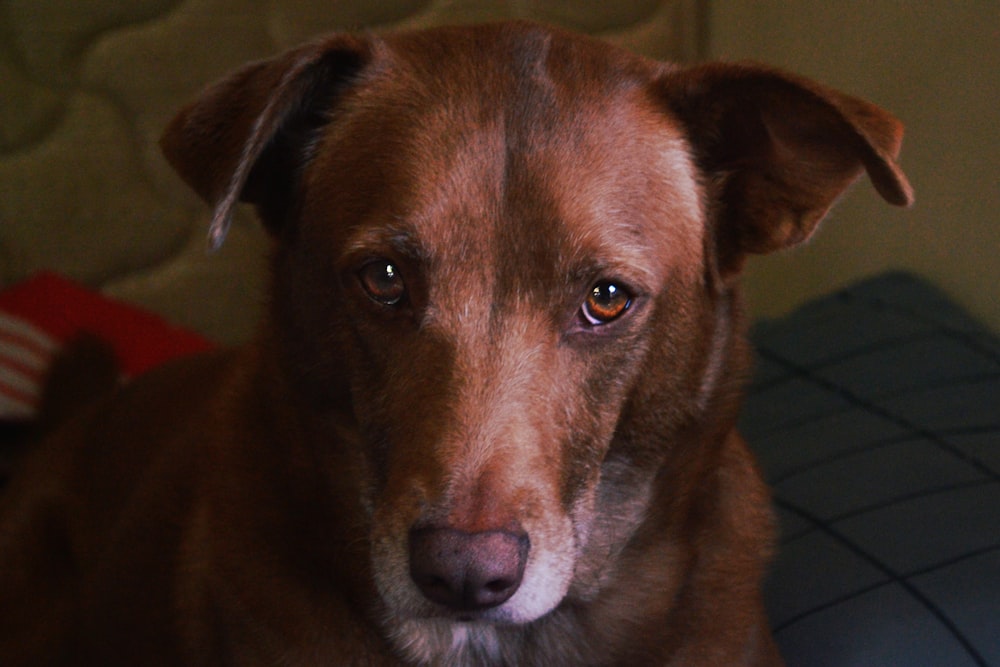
[3,346,246,520]
[0,346,250,664]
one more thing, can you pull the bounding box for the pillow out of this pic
[0,272,213,421]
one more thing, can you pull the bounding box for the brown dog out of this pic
[0,21,911,666]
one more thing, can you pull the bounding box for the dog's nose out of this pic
[409,526,530,612]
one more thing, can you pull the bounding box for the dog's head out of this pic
[162,21,910,662]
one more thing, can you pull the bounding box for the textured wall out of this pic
[0,0,701,343]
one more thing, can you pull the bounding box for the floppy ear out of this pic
[160,35,373,249]
[660,62,913,279]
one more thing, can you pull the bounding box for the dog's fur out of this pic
[0,21,911,666]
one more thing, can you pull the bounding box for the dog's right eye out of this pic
[358,260,406,306]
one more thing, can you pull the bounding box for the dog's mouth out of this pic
[385,616,513,666]
[424,606,518,625]
[378,568,551,666]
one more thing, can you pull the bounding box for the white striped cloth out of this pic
[0,312,59,420]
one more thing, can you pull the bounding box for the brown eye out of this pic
[582,281,631,325]
[359,260,405,305]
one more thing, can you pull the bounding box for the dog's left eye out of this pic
[358,260,406,306]
[582,281,632,325]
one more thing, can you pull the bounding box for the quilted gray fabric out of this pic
[743,272,1000,667]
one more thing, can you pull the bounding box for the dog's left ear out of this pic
[659,62,913,279]
[160,35,373,249]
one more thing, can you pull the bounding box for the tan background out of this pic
[710,2,999,330]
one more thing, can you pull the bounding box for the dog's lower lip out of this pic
[441,609,500,624]
[450,609,489,623]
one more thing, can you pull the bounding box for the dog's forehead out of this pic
[309,25,704,297]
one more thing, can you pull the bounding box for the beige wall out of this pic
[708,1,999,330]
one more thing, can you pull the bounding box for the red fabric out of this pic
[0,272,214,420]
[0,272,213,378]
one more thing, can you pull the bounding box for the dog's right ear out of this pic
[160,36,373,250]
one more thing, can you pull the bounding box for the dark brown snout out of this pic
[409,526,530,612]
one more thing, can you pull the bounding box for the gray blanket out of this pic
[742,272,1000,666]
